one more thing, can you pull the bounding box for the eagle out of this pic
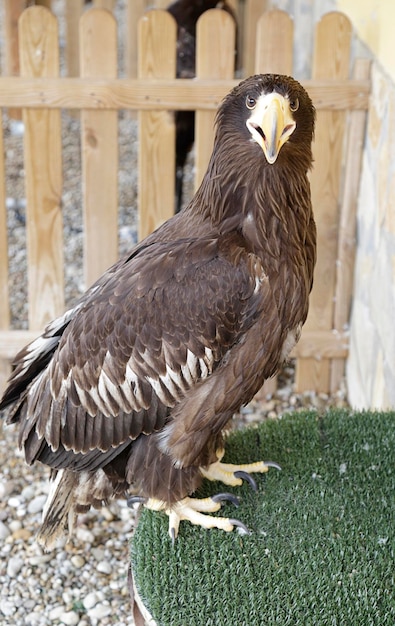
[0,74,316,548]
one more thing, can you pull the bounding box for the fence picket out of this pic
[243,0,268,77]
[80,9,119,287]
[138,10,176,240]
[255,10,293,75]
[19,6,64,332]
[0,110,10,392]
[295,12,352,392]
[195,9,236,191]
[330,58,370,392]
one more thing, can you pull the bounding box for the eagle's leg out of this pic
[140,495,248,541]
[199,448,281,488]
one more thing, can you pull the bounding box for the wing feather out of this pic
[5,234,260,472]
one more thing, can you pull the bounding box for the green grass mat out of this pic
[131,409,395,626]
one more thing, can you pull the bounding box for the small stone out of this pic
[12,527,32,541]
[29,554,52,566]
[21,485,36,500]
[70,554,85,568]
[27,494,47,515]
[59,610,80,625]
[0,521,11,540]
[7,556,24,577]
[49,606,65,620]
[0,600,16,617]
[0,481,15,498]
[97,560,112,574]
[8,520,22,532]
[87,603,112,619]
[82,591,99,610]
[75,527,94,543]
[8,496,21,508]
[91,547,105,560]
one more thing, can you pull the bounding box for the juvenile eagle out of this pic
[0,74,316,548]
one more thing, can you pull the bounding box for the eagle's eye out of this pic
[289,97,299,112]
[245,95,256,110]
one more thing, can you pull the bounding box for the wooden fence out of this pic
[0,6,371,398]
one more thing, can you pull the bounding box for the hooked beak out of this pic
[246,92,296,164]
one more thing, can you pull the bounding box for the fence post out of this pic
[295,12,352,393]
[138,10,176,240]
[80,8,119,288]
[194,9,236,191]
[330,58,371,393]
[19,6,64,332]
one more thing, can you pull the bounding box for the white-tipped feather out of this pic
[37,470,77,550]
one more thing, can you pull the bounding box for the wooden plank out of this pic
[0,76,371,111]
[138,10,176,240]
[255,9,293,74]
[330,58,371,392]
[295,12,352,393]
[0,110,11,395]
[80,9,118,287]
[3,0,25,119]
[19,6,64,332]
[195,9,236,190]
[243,0,267,77]
[0,327,349,362]
[0,116,9,331]
[92,0,115,8]
[65,0,84,77]
[126,0,145,79]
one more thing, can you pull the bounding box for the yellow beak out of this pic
[246,92,296,164]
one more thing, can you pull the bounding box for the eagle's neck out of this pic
[188,143,313,258]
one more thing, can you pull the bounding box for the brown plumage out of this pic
[0,74,316,547]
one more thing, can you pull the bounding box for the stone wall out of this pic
[347,62,395,409]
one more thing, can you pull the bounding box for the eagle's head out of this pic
[215,74,316,173]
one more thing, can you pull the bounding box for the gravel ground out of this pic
[1,3,349,625]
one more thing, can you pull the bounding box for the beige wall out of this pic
[336,0,395,81]
[335,0,395,409]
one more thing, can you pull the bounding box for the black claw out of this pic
[265,461,282,471]
[211,492,240,507]
[126,495,146,508]
[229,518,251,535]
[234,471,257,491]
[170,527,176,546]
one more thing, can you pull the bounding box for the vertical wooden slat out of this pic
[254,9,293,399]
[65,0,84,77]
[80,9,118,287]
[0,111,11,393]
[194,9,236,191]
[255,10,293,75]
[330,58,371,392]
[138,10,176,240]
[126,0,145,79]
[295,12,352,393]
[19,6,64,332]
[3,0,25,119]
[92,0,115,9]
[243,0,267,77]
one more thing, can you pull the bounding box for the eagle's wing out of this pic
[6,233,274,471]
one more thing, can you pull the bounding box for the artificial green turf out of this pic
[131,409,395,626]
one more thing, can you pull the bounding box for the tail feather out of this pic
[37,469,78,550]
[37,467,116,550]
